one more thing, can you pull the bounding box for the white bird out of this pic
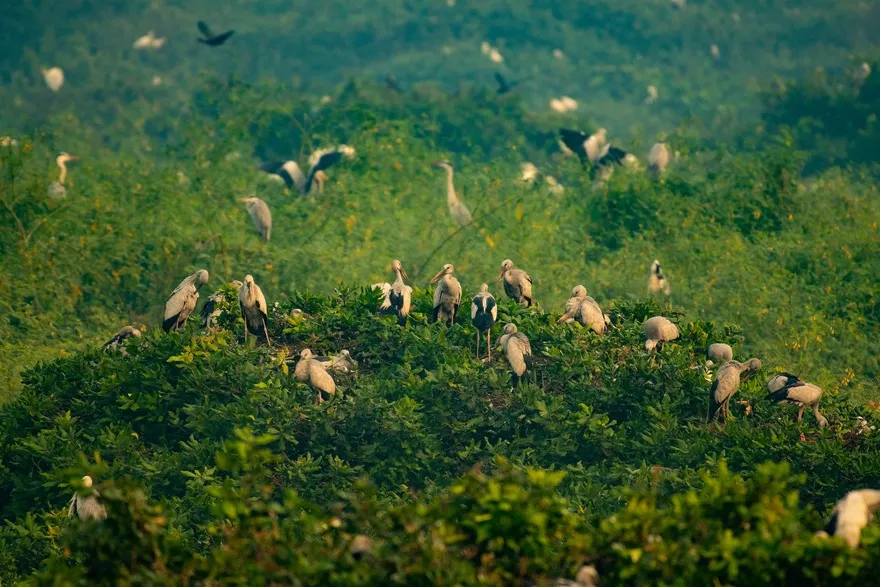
[642,316,680,352]
[48,152,78,199]
[645,85,659,104]
[68,476,107,521]
[315,349,358,373]
[544,175,564,194]
[240,196,271,242]
[102,326,141,355]
[200,280,243,328]
[648,259,671,295]
[769,380,828,428]
[42,67,64,92]
[488,48,504,64]
[0,137,17,147]
[499,259,533,307]
[379,259,412,325]
[498,323,532,385]
[648,143,670,177]
[584,128,608,163]
[429,263,462,326]
[238,275,270,344]
[707,359,763,423]
[471,283,497,360]
[556,285,608,334]
[295,348,336,405]
[559,96,578,111]
[552,49,565,60]
[705,343,733,367]
[260,147,349,195]
[519,162,539,183]
[824,489,880,547]
[549,98,568,113]
[133,30,166,49]
[433,160,473,227]
[163,269,209,332]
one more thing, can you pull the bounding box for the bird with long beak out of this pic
[379,259,412,325]
[238,275,270,345]
[499,259,533,307]
[429,263,462,326]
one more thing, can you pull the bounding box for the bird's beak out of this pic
[68,155,79,161]
[238,197,249,203]
[497,269,505,281]
[429,269,445,284]
[401,268,409,281]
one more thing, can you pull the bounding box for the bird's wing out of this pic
[309,363,336,394]
[164,284,192,320]
[401,286,412,315]
[559,129,588,157]
[255,287,269,319]
[197,21,213,38]
[494,72,507,89]
[449,277,462,304]
[68,494,77,518]
[210,30,234,44]
[101,333,121,349]
[488,297,497,321]
[433,284,442,308]
[304,151,344,193]
[599,146,628,166]
[200,298,217,324]
[471,298,479,320]
[259,160,285,174]
[772,382,818,404]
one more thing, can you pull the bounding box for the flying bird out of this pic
[648,259,671,295]
[238,275,270,344]
[48,152,78,199]
[240,196,271,242]
[769,380,828,428]
[498,323,532,386]
[642,316,679,352]
[260,146,351,195]
[200,280,243,328]
[295,348,336,405]
[197,21,234,46]
[163,269,209,332]
[824,489,880,547]
[379,259,412,325]
[68,476,107,521]
[557,285,608,334]
[558,128,607,163]
[471,283,497,360]
[434,160,473,227]
[707,358,763,424]
[499,259,533,307]
[385,75,403,93]
[494,72,527,95]
[102,326,141,355]
[430,263,462,326]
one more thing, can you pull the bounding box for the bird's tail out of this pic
[707,395,721,422]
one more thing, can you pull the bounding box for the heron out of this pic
[823,489,880,547]
[42,67,64,92]
[429,263,462,326]
[642,316,679,352]
[315,350,358,373]
[705,343,733,367]
[295,348,336,404]
[471,283,497,360]
[707,358,763,424]
[767,372,801,393]
[197,21,234,46]
[163,269,209,332]
[68,476,107,521]
[556,285,608,334]
[499,259,533,307]
[48,153,78,199]
[102,326,141,355]
[260,147,351,195]
[769,380,828,428]
[648,143,670,177]
[648,259,671,295]
[433,160,473,227]
[378,259,412,325]
[240,196,271,242]
[498,323,532,386]
[238,275,270,344]
[200,280,243,328]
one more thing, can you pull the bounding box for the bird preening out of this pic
[163,269,209,332]
[498,323,532,386]
[377,259,412,326]
[557,285,608,334]
[707,358,763,424]
[239,275,271,345]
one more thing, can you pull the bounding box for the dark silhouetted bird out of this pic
[494,72,527,95]
[197,21,234,46]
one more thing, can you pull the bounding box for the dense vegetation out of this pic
[1,0,879,583]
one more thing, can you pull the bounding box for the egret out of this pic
[295,348,336,404]
[197,21,234,46]
[315,350,358,373]
[648,143,670,177]
[707,358,763,424]
[705,343,733,367]
[556,285,608,334]
[499,259,533,307]
[42,67,64,92]
[260,147,349,195]
[378,259,412,325]
[68,476,107,521]
[824,489,880,547]
[429,263,462,326]
[642,316,679,352]
[648,259,671,295]
[471,283,497,360]
[498,323,532,385]
[48,153,78,199]
[102,326,141,355]
[240,196,271,242]
[163,269,209,332]
[769,380,828,428]
[433,160,473,227]
[238,275,270,344]
[200,280,243,328]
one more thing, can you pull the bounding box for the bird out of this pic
[200,280,243,328]
[471,283,497,360]
[68,476,107,521]
[558,128,606,163]
[102,326,141,355]
[544,175,565,195]
[48,152,78,199]
[648,259,671,295]
[429,264,462,326]
[433,160,473,227]
[197,21,234,46]
[260,147,349,195]
[42,67,64,92]
[767,372,801,393]
[645,85,659,104]
[493,72,524,95]
[705,343,733,367]
[385,75,403,93]
[350,535,373,560]
[379,259,412,325]
[499,259,533,307]
[648,143,670,177]
[295,348,336,405]
[240,196,271,242]
[133,31,165,50]
[707,359,763,424]
[498,323,532,386]
[769,380,828,428]
[823,489,880,547]
[315,350,358,373]
[163,269,209,332]
[556,285,608,334]
[642,316,680,352]
[519,162,539,183]
[238,275,270,344]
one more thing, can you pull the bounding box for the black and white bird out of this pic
[197,21,234,46]
[238,275,270,344]
[378,259,412,325]
[493,72,526,95]
[823,489,880,547]
[163,270,209,332]
[430,263,462,326]
[260,146,352,195]
[471,283,497,360]
[499,259,533,307]
[68,476,107,521]
[201,280,243,328]
[768,380,828,428]
[558,128,607,163]
[648,259,671,295]
[102,326,141,355]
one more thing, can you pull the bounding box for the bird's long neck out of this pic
[58,161,67,184]
[393,268,405,286]
[445,167,458,205]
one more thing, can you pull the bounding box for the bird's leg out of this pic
[241,311,248,343]
[475,330,480,360]
[313,392,322,406]
[487,331,492,362]
[797,406,804,422]
[262,318,272,347]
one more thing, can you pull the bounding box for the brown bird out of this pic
[499,259,533,307]
[643,316,679,352]
[295,348,337,405]
[707,359,763,424]
[163,270,209,332]
[430,263,462,326]
[238,275,270,344]
[498,323,532,386]
[556,285,608,334]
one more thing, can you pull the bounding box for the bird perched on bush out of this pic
[163,269,209,332]
[648,259,671,295]
[377,259,412,325]
[557,285,608,334]
[643,316,679,352]
[499,259,533,307]
[238,275,270,344]
[471,283,497,360]
[240,196,271,242]
[295,348,336,404]
[648,142,670,177]
[68,476,107,521]
[102,326,141,355]
[766,372,800,392]
[498,323,532,386]
[201,280,243,328]
[705,343,733,367]
[823,489,880,547]
[430,264,462,326]
[708,358,763,424]
[48,152,78,199]
[315,350,358,373]
[769,380,828,428]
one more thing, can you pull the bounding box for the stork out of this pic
[648,259,671,295]
[315,350,358,373]
[378,259,412,325]
[240,196,271,242]
[471,283,497,360]
[42,67,64,92]
[133,31,166,49]
[102,326,141,356]
[498,323,532,386]
[68,476,107,521]
[238,275,270,344]
[648,143,670,177]
[295,348,336,405]
[707,359,763,424]
[429,263,462,326]
[769,380,828,428]
[163,269,209,332]
[260,146,351,195]
[433,160,473,227]
[48,153,78,199]
[196,21,234,46]
[556,285,608,334]
[705,343,733,367]
[642,316,679,352]
[767,372,801,393]
[499,259,533,307]
[824,489,880,547]
[200,280,243,328]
